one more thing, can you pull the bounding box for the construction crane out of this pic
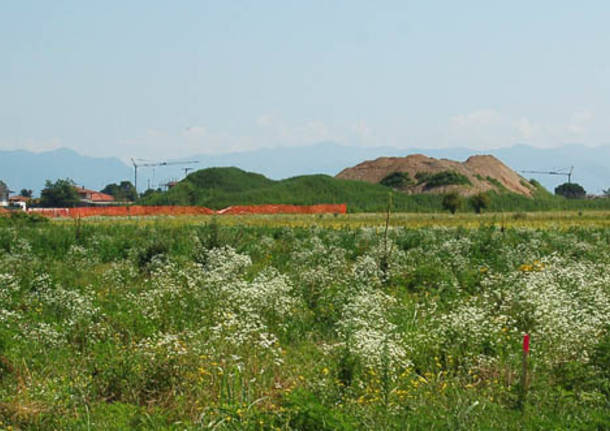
[520,166,573,184]
[131,159,199,192]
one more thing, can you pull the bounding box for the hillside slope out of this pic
[336,154,534,196]
[139,166,610,213]
[140,167,448,212]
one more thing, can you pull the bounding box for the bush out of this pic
[0,211,48,225]
[442,192,463,214]
[136,239,169,270]
[416,171,472,189]
[101,181,138,202]
[470,192,490,213]
[40,178,80,207]
[380,172,413,189]
[555,182,586,199]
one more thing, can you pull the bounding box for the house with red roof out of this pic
[75,187,115,205]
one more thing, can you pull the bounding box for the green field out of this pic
[1,213,609,429]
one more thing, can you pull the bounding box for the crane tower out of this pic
[131,159,199,192]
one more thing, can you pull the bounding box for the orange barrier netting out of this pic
[29,204,347,218]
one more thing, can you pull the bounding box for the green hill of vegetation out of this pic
[139,167,610,213]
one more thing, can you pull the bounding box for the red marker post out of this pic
[520,334,530,409]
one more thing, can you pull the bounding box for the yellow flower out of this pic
[322,367,330,375]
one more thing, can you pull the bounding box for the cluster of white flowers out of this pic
[506,256,610,362]
[31,275,99,326]
[130,257,199,323]
[137,332,189,361]
[66,244,99,266]
[431,253,610,365]
[101,261,138,289]
[0,272,19,305]
[203,245,252,283]
[337,288,410,374]
[202,246,297,364]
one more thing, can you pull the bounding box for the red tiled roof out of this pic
[75,187,115,202]
[89,192,114,202]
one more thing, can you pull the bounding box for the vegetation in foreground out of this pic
[0,216,609,429]
[138,167,610,213]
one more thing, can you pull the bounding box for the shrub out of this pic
[416,171,472,189]
[486,176,505,190]
[470,192,490,213]
[2,211,49,225]
[555,182,586,199]
[379,172,413,189]
[442,192,463,214]
[136,239,169,270]
[39,178,80,207]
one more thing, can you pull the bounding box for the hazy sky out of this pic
[2,1,610,161]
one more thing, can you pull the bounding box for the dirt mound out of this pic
[336,154,534,196]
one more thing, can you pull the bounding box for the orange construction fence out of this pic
[28,204,347,219]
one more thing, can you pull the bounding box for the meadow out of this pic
[1,212,609,429]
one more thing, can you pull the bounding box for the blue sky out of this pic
[2,1,609,161]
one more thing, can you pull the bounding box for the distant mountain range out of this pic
[0,149,132,196]
[1,143,608,196]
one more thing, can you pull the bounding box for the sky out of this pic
[2,1,610,161]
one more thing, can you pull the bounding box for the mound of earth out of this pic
[336,154,535,196]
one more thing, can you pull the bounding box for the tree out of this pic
[555,182,586,199]
[602,188,610,198]
[39,179,80,208]
[101,181,137,201]
[470,192,490,214]
[442,192,463,214]
[20,189,33,198]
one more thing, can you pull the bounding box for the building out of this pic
[0,181,9,207]
[9,195,29,211]
[75,187,115,205]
